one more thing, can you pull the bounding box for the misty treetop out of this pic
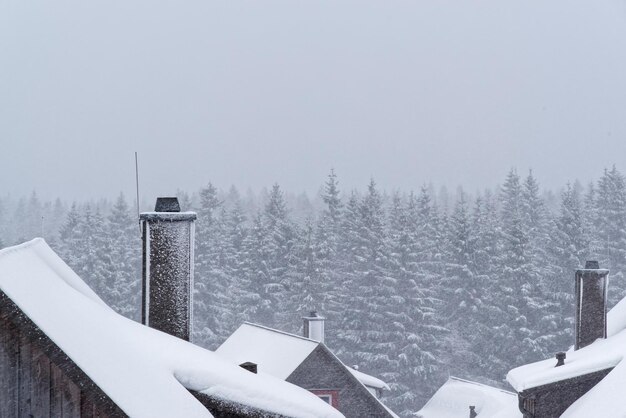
[2,167,626,416]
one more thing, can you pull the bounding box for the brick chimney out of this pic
[140,197,196,341]
[575,261,610,350]
[303,311,325,343]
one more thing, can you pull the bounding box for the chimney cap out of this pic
[303,311,326,320]
[155,197,181,212]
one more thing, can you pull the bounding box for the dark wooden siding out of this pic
[518,367,612,418]
[287,345,395,418]
[0,293,126,418]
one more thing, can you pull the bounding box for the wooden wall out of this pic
[0,306,120,418]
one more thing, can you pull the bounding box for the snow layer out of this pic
[415,377,520,418]
[506,335,622,392]
[217,323,319,379]
[0,239,342,418]
[348,366,390,390]
[561,349,626,418]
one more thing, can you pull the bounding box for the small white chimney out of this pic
[303,311,325,343]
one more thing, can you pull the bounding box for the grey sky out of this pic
[2,0,626,201]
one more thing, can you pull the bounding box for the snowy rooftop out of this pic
[217,322,319,379]
[415,377,520,418]
[0,239,342,418]
[216,322,390,390]
[506,295,626,417]
[506,294,626,393]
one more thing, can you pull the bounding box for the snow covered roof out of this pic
[415,377,520,418]
[217,322,399,417]
[506,295,626,417]
[0,239,342,418]
[217,322,319,379]
[506,294,626,393]
[216,322,390,391]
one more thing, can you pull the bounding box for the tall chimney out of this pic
[140,197,196,341]
[303,311,325,343]
[575,261,609,350]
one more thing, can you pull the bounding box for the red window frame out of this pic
[310,390,339,409]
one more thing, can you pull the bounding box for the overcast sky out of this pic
[1,0,626,202]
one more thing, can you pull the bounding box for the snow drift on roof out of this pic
[0,239,342,418]
[560,349,626,418]
[347,367,390,390]
[216,322,318,379]
[416,377,520,418]
[505,296,626,393]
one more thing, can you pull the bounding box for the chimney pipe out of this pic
[140,197,196,341]
[575,261,609,350]
[555,352,566,367]
[303,311,325,343]
[239,362,258,374]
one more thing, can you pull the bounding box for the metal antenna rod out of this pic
[135,152,141,235]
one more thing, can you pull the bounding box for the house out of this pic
[415,377,520,418]
[0,197,343,418]
[216,315,398,418]
[505,261,626,418]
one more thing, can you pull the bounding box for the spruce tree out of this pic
[596,166,626,305]
[106,193,141,320]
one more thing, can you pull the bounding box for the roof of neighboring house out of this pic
[217,322,319,379]
[216,322,390,391]
[0,239,343,418]
[415,377,520,418]
[506,295,626,417]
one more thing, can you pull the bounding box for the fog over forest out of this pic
[2,167,625,414]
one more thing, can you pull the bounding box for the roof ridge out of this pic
[0,237,45,257]
[448,376,516,395]
[242,322,321,344]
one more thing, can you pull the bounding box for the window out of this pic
[318,394,332,404]
[310,390,339,409]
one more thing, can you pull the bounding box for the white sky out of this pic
[1,0,626,201]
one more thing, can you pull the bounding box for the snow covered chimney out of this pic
[303,311,325,343]
[140,197,196,341]
[575,261,609,350]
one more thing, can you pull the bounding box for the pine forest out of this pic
[3,167,626,416]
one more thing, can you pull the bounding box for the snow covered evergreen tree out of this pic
[596,166,626,305]
[105,193,141,320]
[193,183,232,348]
[548,182,587,349]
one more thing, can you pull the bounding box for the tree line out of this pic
[1,167,626,416]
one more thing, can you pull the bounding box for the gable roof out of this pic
[216,322,390,391]
[416,377,520,418]
[217,322,319,379]
[505,295,626,417]
[0,239,342,418]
